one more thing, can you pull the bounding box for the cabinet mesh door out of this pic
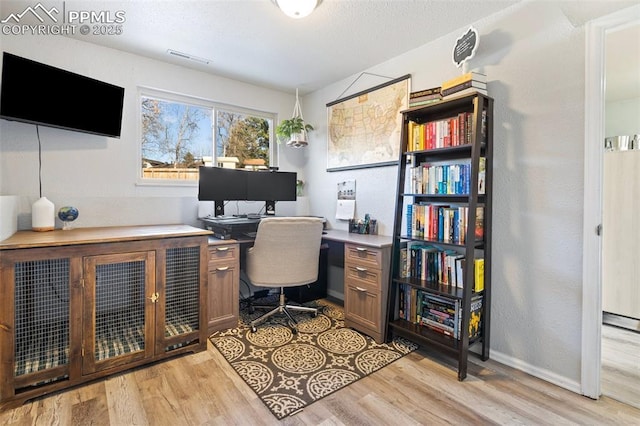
[94,260,146,361]
[14,258,70,381]
[165,246,200,344]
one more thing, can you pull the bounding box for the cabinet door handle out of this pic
[355,247,367,252]
[355,286,367,292]
[355,266,367,272]
[216,247,230,251]
[215,266,229,271]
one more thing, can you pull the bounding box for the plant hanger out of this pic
[276,88,314,148]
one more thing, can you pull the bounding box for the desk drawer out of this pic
[208,244,238,263]
[344,282,383,342]
[344,261,381,289]
[344,244,384,269]
[207,243,239,333]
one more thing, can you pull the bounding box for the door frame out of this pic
[582,4,640,399]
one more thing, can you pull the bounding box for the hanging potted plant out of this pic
[276,116,314,147]
[276,89,314,148]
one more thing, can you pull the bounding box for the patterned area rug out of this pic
[209,299,418,419]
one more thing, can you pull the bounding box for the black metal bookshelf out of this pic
[386,91,493,380]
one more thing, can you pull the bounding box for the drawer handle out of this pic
[216,266,229,271]
[355,266,368,272]
[355,247,367,252]
[355,286,367,292]
[216,247,230,251]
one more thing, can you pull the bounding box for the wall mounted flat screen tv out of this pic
[0,52,125,138]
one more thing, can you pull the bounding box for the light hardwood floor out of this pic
[602,323,640,410]
[1,341,639,425]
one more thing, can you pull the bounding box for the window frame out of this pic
[136,86,278,187]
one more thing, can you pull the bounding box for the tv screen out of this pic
[198,166,249,201]
[247,171,297,201]
[0,52,125,138]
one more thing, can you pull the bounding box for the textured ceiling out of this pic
[0,1,637,99]
[0,0,521,94]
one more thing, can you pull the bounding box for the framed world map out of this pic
[326,74,410,171]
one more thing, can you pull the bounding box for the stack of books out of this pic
[409,86,441,108]
[440,71,487,98]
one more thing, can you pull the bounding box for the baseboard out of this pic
[489,349,582,395]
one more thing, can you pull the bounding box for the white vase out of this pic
[32,196,55,232]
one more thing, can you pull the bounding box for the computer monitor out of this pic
[198,167,249,216]
[246,171,297,201]
[198,167,297,216]
[247,171,297,215]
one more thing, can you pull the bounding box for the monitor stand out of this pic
[265,200,276,215]
[214,200,225,216]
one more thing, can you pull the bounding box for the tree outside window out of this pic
[140,91,274,181]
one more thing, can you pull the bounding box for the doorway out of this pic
[582,4,640,402]
[601,21,640,409]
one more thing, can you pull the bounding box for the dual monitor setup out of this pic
[198,166,297,217]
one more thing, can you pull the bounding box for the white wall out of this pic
[0,34,303,229]
[301,1,635,392]
[606,97,640,137]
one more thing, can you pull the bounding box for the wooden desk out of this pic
[321,229,392,249]
[207,229,392,343]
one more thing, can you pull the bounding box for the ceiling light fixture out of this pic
[273,0,319,19]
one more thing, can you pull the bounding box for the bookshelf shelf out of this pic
[393,276,466,299]
[390,319,482,348]
[387,91,493,380]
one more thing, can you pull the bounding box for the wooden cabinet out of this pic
[0,225,210,409]
[387,92,493,380]
[207,241,240,333]
[343,243,390,343]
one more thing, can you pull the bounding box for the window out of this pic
[139,88,275,182]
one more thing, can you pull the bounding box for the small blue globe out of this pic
[58,206,79,222]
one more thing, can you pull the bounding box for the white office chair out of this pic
[245,216,324,333]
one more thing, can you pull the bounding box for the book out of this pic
[409,98,442,108]
[474,206,484,241]
[442,87,488,99]
[474,258,484,292]
[441,80,487,97]
[478,156,486,195]
[398,284,406,320]
[410,93,441,103]
[410,86,441,99]
[455,256,466,289]
[399,247,408,278]
[468,295,483,339]
[441,71,487,91]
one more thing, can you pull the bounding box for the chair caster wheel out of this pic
[312,311,318,318]
[251,326,257,333]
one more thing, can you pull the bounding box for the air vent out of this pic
[166,49,211,65]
